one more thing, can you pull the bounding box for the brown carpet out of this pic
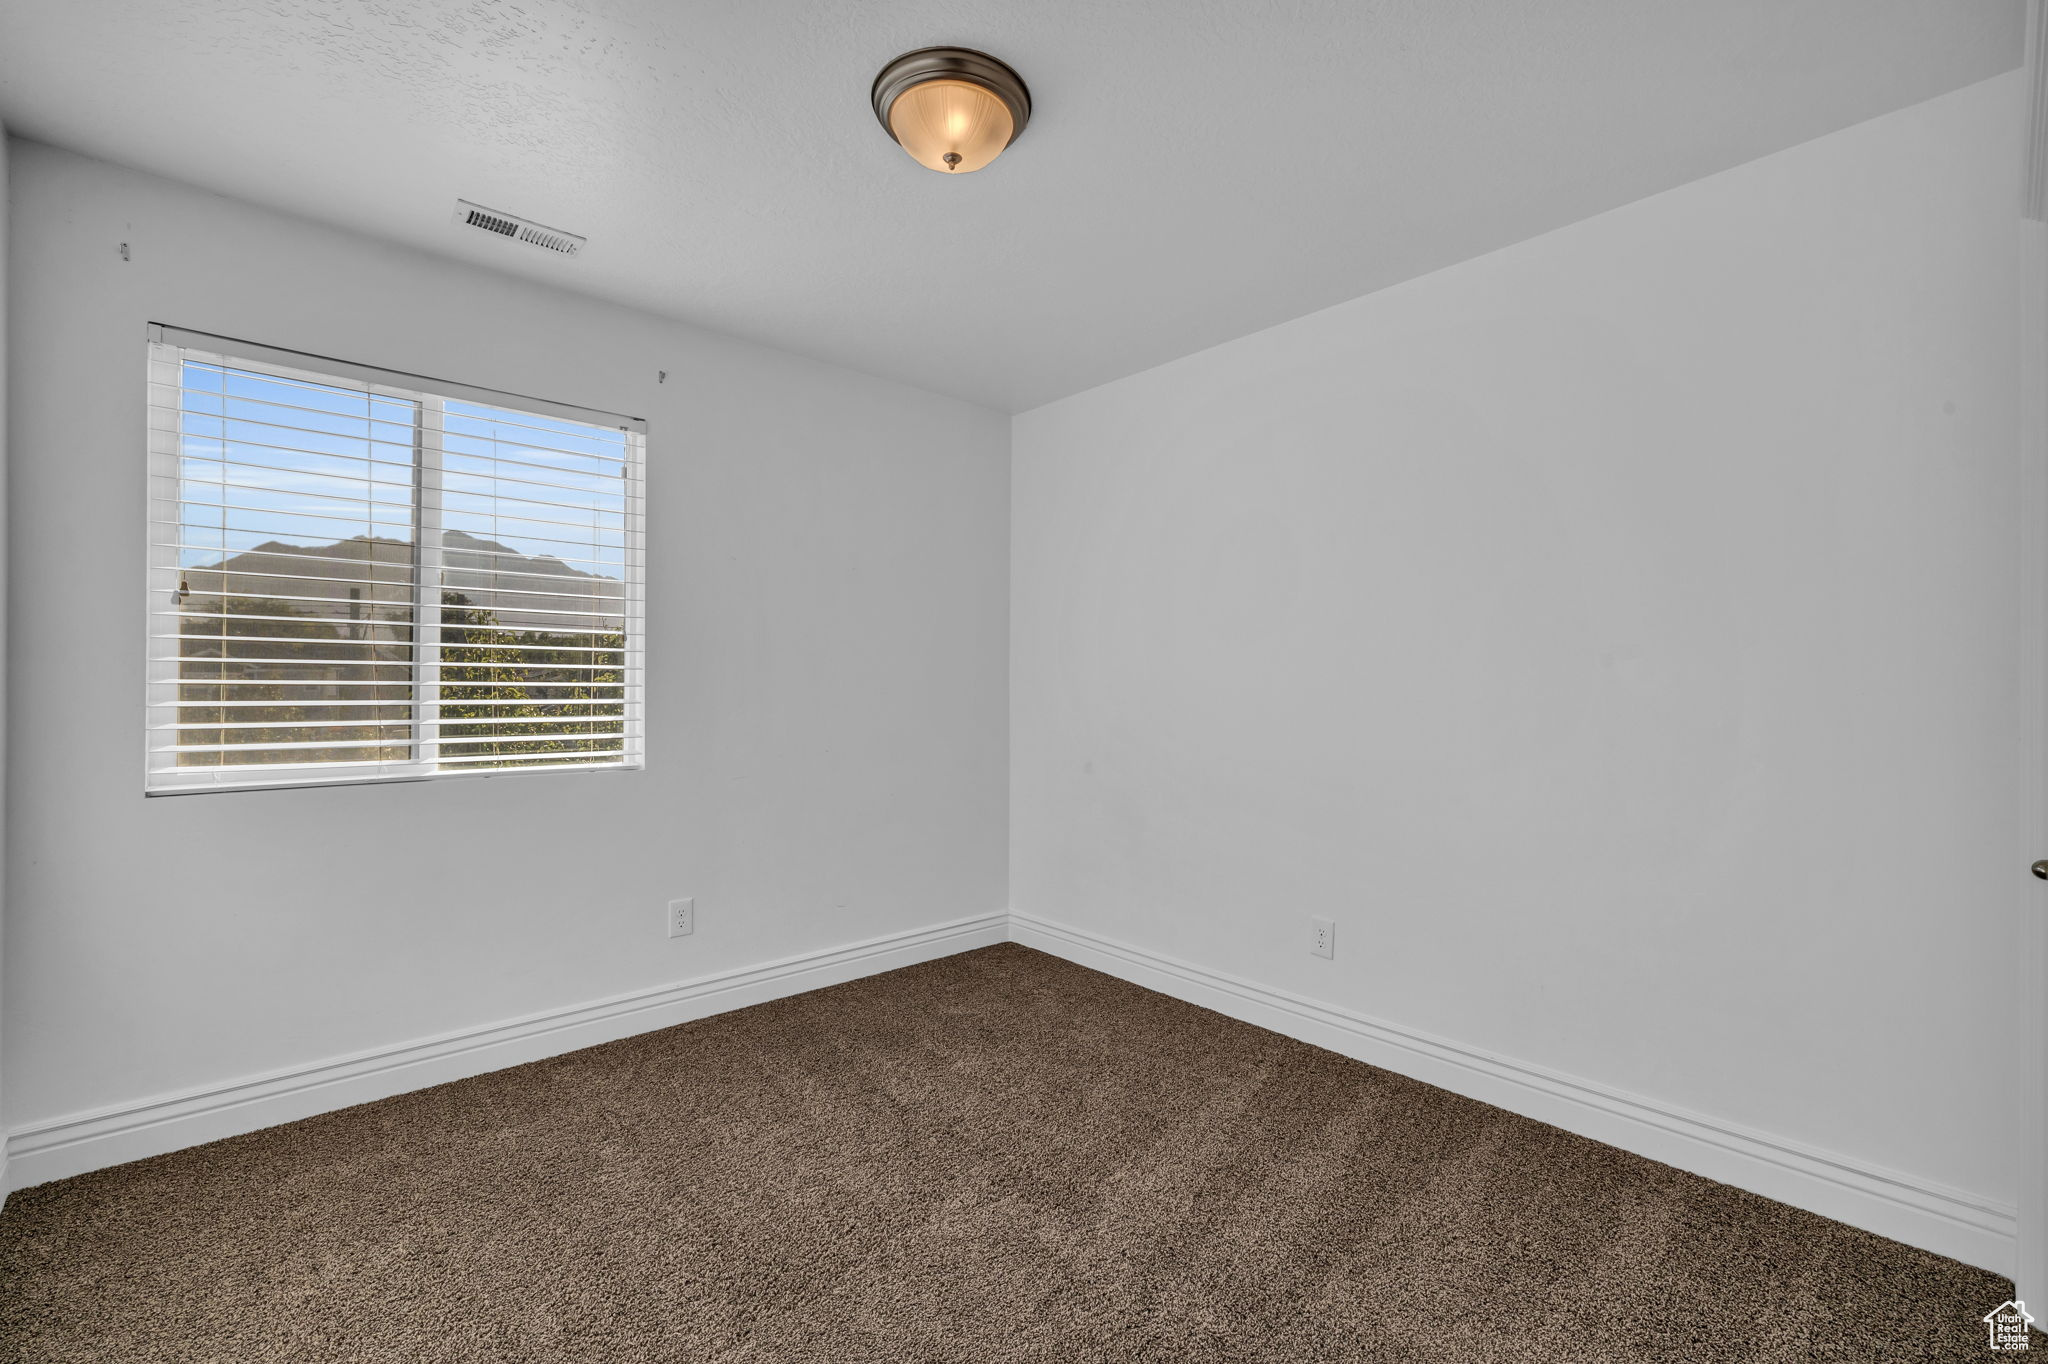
[0,944,2010,1362]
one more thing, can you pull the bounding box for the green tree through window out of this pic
[438,590,625,769]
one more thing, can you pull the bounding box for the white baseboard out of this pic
[1010,911,2017,1275]
[5,907,2017,1277]
[3,912,1007,1194]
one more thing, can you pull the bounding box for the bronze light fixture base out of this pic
[872,47,1032,173]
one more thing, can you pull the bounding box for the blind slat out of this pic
[154,525,627,574]
[148,337,645,795]
[436,748,633,766]
[148,760,631,794]
[154,543,624,589]
[176,472,631,533]
[165,679,607,690]
[158,718,626,734]
[174,569,618,603]
[165,696,614,704]
[165,599,624,625]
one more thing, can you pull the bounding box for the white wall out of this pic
[2,141,1008,1139]
[0,126,10,1204]
[1013,72,2026,1237]
[2,59,2025,1269]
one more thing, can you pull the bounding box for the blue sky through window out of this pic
[178,363,629,576]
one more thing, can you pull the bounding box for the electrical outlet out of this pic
[667,897,695,939]
[1311,916,1335,959]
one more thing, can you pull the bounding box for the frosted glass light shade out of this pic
[887,79,1015,173]
[872,48,1032,176]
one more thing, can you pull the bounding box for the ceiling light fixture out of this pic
[871,47,1032,174]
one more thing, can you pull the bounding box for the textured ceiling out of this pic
[0,0,2026,410]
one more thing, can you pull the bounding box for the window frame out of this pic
[145,324,648,796]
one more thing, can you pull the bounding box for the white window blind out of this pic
[146,327,646,794]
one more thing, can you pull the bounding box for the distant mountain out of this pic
[442,529,618,585]
[183,532,622,631]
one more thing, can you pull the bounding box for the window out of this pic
[146,327,645,793]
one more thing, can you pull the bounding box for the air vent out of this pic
[451,200,586,257]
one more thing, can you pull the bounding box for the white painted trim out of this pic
[5,907,2017,1275]
[2019,217,2048,1301]
[1011,911,2017,1274]
[2026,0,2048,222]
[2017,1,2048,1304]
[2,912,1007,1193]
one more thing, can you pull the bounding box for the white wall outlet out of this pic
[667,897,695,939]
[1311,916,1335,959]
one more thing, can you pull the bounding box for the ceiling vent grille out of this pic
[451,200,586,257]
